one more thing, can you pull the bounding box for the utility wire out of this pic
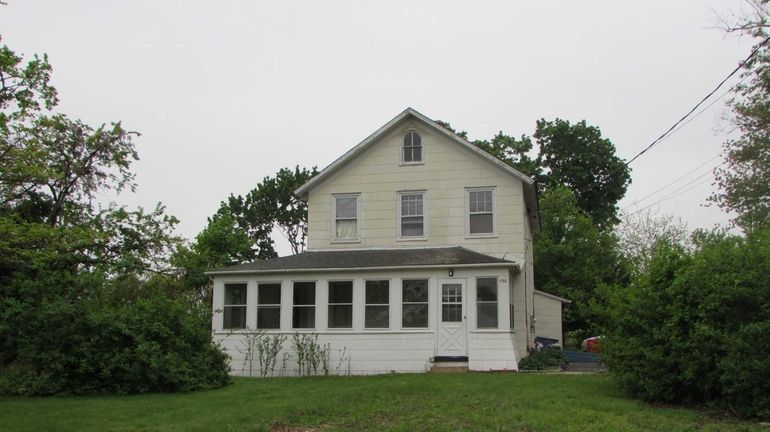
[623,154,721,210]
[625,36,770,166]
[626,161,725,216]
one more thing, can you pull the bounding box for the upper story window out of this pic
[333,194,359,241]
[467,188,495,236]
[398,191,426,239]
[402,131,422,163]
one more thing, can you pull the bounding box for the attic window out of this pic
[402,131,422,163]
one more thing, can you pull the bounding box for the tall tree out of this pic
[534,185,629,337]
[711,1,770,233]
[222,165,318,257]
[535,118,631,227]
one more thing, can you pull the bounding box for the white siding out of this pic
[212,266,521,376]
[305,119,527,259]
[534,292,565,344]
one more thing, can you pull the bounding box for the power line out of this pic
[626,161,725,216]
[623,154,720,210]
[625,36,770,166]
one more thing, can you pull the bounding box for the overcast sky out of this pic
[0,1,756,255]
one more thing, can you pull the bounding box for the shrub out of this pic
[604,228,770,419]
[0,277,231,395]
[518,346,568,371]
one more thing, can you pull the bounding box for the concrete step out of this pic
[430,364,469,373]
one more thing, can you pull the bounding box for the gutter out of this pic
[205,261,520,276]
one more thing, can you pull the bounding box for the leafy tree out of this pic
[535,118,631,228]
[710,1,770,233]
[0,37,229,394]
[221,165,318,257]
[534,185,629,338]
[616,209,690,273]
[172,211,254,303]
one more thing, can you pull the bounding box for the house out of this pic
[208,108,567,375]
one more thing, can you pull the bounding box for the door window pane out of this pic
[441,284,463,323]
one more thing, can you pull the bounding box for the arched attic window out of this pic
[402,131,422,163]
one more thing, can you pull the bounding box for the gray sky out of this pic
[1,1,755,255]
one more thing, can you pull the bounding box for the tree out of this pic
[616,209,690,273]
[0,38,229,395]
[710,1,770,233]
[221,165,318,257]
[535,118,631,227]
[534,185,629,338]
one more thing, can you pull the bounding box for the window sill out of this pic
[465,234,498,239]
[468,329,515,334]
[396,237,428,242]
[330,239,361,244]
[399,161,425,167]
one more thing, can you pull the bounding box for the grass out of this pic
[0,373,763,431]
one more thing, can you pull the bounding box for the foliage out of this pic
[232,329,286,378]
[0,280,230,395]
[222,165,318,257]
[711,1,770,233]
[475,132,541,178]
[603,227,770,419]
[0,39,229,395]
[291,333,331,376]
[534,185,629,338]
[2,374,764,431]
[535,118,631,228]
[616,209,691,273]
[172,212,254,304]
[518,346,568,371]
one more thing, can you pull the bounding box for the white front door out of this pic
[436,279,467,357]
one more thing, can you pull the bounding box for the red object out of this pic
[582,336,602,353]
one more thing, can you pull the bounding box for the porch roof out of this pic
[206,246,519,275]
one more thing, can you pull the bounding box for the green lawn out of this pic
[0,373,762,431]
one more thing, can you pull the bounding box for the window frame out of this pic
[292,280,316,329]
[397,190,427,240]
[327,280,354,329]
[476,276,499,329]
[256,282,282,330]
[465,187,497,237]
[331,193,361,243]
[364,279,390,329]
[223,282,248,330]
[401,130,423,165]
[401,278,430,329]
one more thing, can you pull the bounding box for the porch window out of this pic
[365,280,389,328]
[402,279,429,328]
[328,281,353,328]
[398,192,425,238]
[402,130,422,163]
[257,283,281,329]
[223,283,247,330]
[333,194,359,241]
[292,281,316,329]
[467,188,495,235]
[476,277,498,329]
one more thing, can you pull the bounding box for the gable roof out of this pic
[294,108,540,231]
[206,246,519,275]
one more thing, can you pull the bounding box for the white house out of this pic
[208,108,566,375]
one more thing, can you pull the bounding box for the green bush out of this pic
[0,275,230,395]
[518,347,568,371]
[604,228,770,419]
